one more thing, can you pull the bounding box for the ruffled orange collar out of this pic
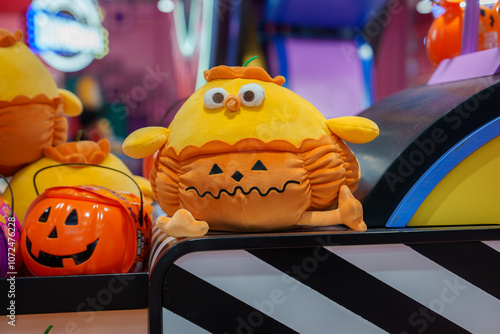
[163,136,335,161]
[0,94,62,109]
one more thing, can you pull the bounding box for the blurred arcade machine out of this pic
[148,1,500,333]
[263,0,390,118]
[214,0,392,118]
[0,1,499,334]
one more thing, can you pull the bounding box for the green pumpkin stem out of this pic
[242,56,258,67]
[76,129,83,142]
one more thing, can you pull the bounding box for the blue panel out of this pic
[386,117,500,228]
[265,0,390,28]
[273,36,289,89]
[224,0,242,66]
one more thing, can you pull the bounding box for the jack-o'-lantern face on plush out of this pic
[20,187,149,276]
[178,150,310,231]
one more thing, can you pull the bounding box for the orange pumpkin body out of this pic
[426,1,500,66]
[20,186,151,276]
[152,136,360,232]
[0,95,68,176]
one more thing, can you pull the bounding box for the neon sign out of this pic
[27,0,109,72]
[172,0,202,57]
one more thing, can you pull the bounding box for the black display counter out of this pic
[3,225,499,334]
[149,226,500,334]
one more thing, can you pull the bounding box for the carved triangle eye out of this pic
[209,164,223,175]
[39,207,51,222]
[251,160,267,171]
[65,209,78,226]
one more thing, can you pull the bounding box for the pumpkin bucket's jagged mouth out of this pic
[26,236,99,268]
[185,180,300,199]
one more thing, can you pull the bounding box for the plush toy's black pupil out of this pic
[243,91,255,102]
[212,92,224,104]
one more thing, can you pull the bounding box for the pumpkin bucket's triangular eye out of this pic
[65,209,78,226]
[251,160,267,171]
[39,207,51,222]
[209,164,223,175]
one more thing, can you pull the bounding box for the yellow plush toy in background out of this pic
[0,28,82,176]
[2,139,153,223]
[123,65,379,237]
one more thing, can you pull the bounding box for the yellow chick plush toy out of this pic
[1,141,153,223]
[123,65,379,237]
[0,28,82,176]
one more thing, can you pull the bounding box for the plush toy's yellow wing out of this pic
[325,116,379,144]
[122,126,170,159]
[59,89,83,117]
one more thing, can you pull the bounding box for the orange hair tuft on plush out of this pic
[0,29,23,48]
[203,65,285,86]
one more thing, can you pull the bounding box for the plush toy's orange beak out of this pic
[224,95,240,113]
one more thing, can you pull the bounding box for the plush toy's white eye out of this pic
[238,83,265,107]
[204,88,228,109]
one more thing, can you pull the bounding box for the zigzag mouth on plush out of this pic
[186,180,300,199]
[26,236,99,268]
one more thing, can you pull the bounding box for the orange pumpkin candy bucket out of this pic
[20,185,151,276]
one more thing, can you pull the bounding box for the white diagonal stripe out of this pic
[175,250,387,334]
[149,235,176,270]
[325,244,500,334]
[483,240,500,253]
[163,308,211,334]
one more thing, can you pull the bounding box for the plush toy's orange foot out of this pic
[337,185,366,231]
[156,209,210,237]
[43,139,110,165]
[297,185,367,231]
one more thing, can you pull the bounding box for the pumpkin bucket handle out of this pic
[32,164,145,227]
